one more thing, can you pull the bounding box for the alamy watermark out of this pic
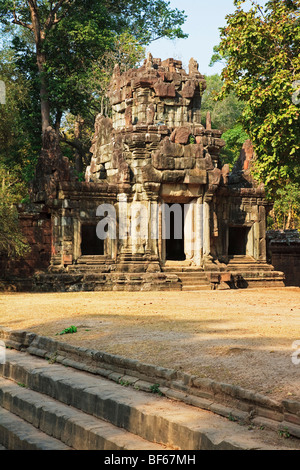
[95,198,204,244]
[292,341,300,365]
[0,340,6,365]
[0,81,5,105]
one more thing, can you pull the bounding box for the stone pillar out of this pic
[258,205,267,261]
[149,200,160,257]
[158,201,165,264]
[203,201,211,259]
[184,201,195,262]
[193,198,204,266]
[117,193,129,253]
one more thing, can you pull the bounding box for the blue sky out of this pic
[146,0,268,76]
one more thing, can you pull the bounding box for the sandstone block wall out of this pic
[267,230,300,286]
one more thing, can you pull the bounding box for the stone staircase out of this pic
[162,264,212,291]
[68,255,115,272]
[226,256,285,288]
[0,349,298,450]
[161,256,285,291]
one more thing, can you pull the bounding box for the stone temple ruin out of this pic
[0,56,287,291]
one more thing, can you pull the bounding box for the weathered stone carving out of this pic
[2,57,285,292]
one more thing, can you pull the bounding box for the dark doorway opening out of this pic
[81,224,104,256]
[228,226,250,256]
[165,203,186,261]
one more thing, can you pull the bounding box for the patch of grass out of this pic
[119,379,131,387]
[17,382,27,388]
[188,134,196,144]
[150,383,163,396]
[228,413,237,422]
[278,427,290,439]
[56,326,77,336]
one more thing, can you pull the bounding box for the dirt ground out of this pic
[0,287,299,403]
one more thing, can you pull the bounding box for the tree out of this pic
[270,182,300,230]
[0,166,30,257]
[0,47,40,187]
[0,0,187,135]
[200,74,247,168]
[201,74,245,132]
[59,31,147,176]
[221,124,249,169]
[213,0,300,196]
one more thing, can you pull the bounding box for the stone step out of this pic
[228,264,275,272]
[181,280,211,287]
[233,271,285,279]
[0,407,72,450]
[0,377,167,451]
[77,256,114,266]
[162,271,212,288]
[227,256,259,263]
[162,267,205,273]
[170,272,208,277]
[182,285,211,291]
[227,257,275,270]
[0,349,296,450]
[67,266,112,273]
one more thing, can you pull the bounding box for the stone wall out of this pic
[267,230,300,286]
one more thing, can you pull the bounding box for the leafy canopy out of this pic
[214,0,300,195]
[0,0,187,127]
[200,74,247,168]
[0,0,187,180]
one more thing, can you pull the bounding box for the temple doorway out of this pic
[164,203,186,261]
[228,226,250,256]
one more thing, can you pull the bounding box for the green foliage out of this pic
[56,325,78,336]
[0,167,30,258]
[0,0,187,175]
[17,382,27,388]
[201,74,245,132]
[119,379,131,387]
[0,0,187,126]
[221,124,249,168]
[150,383,163,396]
[0,47,40,185]
[278,427,291,439]
[214,0,300,196]
[269,182,300,230]
[200,74,247,168]
[77,32,147,118]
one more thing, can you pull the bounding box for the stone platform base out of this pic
[0,255,284,293]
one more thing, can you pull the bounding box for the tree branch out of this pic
[45,0,73,31]
[59,132,84,152]
[28,0,39,16]
[12,9,33,30]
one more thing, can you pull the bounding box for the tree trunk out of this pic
[55,110,63,135]
[74,116,85,175]
[286,206,293,230]
[37,50,51,132]
[28,1,51,133]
